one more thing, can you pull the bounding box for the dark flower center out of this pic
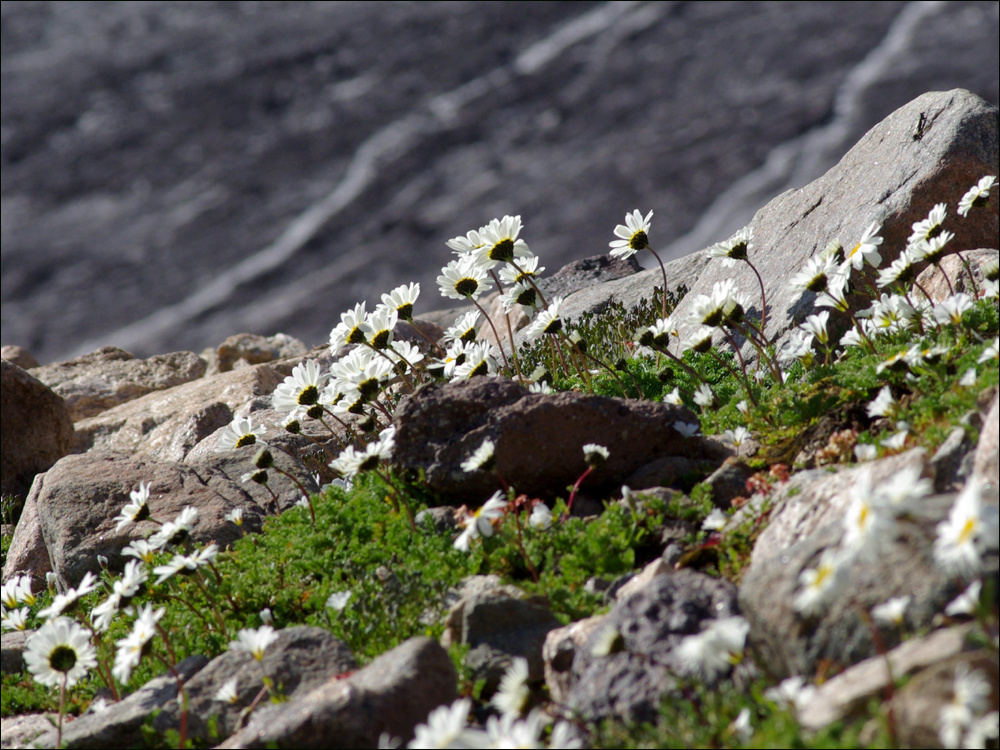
[515,287,536,307]
[455,278,479,297]
[49,645,77,674]
[729,241,748,260]
[371,330,391,350]
[692,336,713,354]
[629,231,649,251]
[255,448,275,469]
[468,361,488,377]
[359,455,380,473]
[235,434,257,448]
[298,385,319,406]
[702,308,725,328]
[926,224,943,240]
[637,328,655,347]
[397,303,413,321]
[489,239,515,263]
[359,378,380,400]
[543,318,563,335]
[306,404,324,419]
[250,470,268,485]
[284,419,302,434]
[805,274,828,293]
[347,326,367,345]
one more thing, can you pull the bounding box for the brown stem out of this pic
[471,298,511,371]
[647,247,670,319]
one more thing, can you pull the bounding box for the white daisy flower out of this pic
[693,383,716,409]
[765,676,817,715]
[880,429,909,451]
[582,443,609,468]
[523,296,565,340]
[957,175,996,217]
[112,604,165,684]
[871,595,910,627]
[498,254,544,286]
[454,492,508,551]
[437,255,493,301]
[675,616,750,682]
[216,416,267,453]
[790,253,840,299]
[794,548,847,616]
[329,302,372,351]
[842,222,883,271]
[867,386,896,419]
[225,508,244,526]
[461,439,495,473]
[122,539,158,565]
[934,480,993,580]
[473,215,533,269]
[325,590,352,612]
[148,506,199,550]
[379,282,420,322]
[38,571,99,620]
[609,209,653,259]
[663,387,683,405]
[229,625,279,661]
[25,617,97,689]
[215,677,240,704]
[528,503,552,530]
[272,360,331,412]
[702,508,728,531]
[366,306,399,351]
[446,228,485,256]
[977,338,999,365]
[673,421,701,438]
[933,293,974,327]
[908,202,948,246]
[114,481,153,532]
[1,606,30,632]
[451,341,497,381]
[409,698,475,749]
[945,579,982,617]
[444,310,481,344]
[492,657,531,717]
[706,225,752,267]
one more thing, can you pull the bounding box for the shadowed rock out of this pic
[0,360,75,500]
[392,376,729,503]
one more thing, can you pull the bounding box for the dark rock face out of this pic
[566,569,741,723]
[5,3,997,363]
[391,376,729,502]
[0,360,75,499]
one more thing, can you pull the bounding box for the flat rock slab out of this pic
[31,346,206,421]
[0,361,74,500]
[220,636,456,749]
[392,376,729,503]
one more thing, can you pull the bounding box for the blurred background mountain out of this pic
[2,1,997,364]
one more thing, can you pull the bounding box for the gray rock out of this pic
[30,346,207,421]
[392,376,729,502]
[414,506,458,532]
[1,631,30,676]
[798,624,973,731]
[739,492,965,681]
[567,569,741,723]
[0,361,74,500]
[542,615,606,706]
[73,363,280,462]
[1,713,52,750]
[33,655,207,750]
[929,427,974,493]
[220,637,456,749]
[0,346,38,370]
[672,90,998,360]
[2,487,50,585]
[440,583,560,694]
[152,626,356,743]
[29,450,298,589]
[972,392,998,490]
[703,459,754,508]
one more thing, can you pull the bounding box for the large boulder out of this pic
[13,450,313,589]
[557,90,998,359]
[0,360,75,500]
[30,345,207,421]
[392,376,729,503]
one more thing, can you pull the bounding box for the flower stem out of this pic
[647,247,670,319]
[471,298,511,372]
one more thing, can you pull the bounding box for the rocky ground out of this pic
[2,1,998,364]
